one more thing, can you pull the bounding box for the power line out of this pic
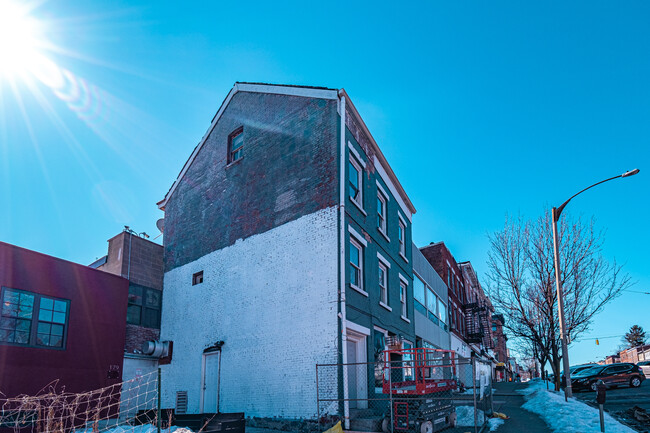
[624,289,650,295]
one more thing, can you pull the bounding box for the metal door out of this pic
[201,352,221,413]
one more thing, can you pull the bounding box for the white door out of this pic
[201,352,220,413]
[346,340,358,408]
[346,331,368,409]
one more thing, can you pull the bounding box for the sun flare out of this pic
[0,0,47,79]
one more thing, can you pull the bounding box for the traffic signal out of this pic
[596,339,599,345]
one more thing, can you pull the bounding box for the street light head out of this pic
[622,168,640,178]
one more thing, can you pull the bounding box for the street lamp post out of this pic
[552,168,639,399]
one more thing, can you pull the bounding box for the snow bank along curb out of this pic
[518,382,635,433]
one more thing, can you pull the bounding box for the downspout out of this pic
[338,92,350,430]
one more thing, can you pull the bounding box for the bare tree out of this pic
[486,211,631,390]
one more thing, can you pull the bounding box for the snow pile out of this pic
[521,388,635,433]
[516,379,548,395]
[456,406,504,431]
[76,425,192,433]
[487,418,504,431]
[456,405,485,426]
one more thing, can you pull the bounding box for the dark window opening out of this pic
[127,285,161,329]
[192,271,204,286]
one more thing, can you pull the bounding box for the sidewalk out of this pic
[491,381,550,432]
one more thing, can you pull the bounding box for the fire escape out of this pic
[463,299,492,348]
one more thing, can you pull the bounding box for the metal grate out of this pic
[175,391,188,414]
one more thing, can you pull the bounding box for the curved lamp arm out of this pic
[554,169,640,221]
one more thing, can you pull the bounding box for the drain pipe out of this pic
[338,92,350,430]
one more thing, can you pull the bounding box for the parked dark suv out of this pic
[571,363,645,391]
[561,363,598,386]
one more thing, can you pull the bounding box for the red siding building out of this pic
[0,241,129,397]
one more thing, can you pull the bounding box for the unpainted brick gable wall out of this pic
[97,233,164,352]
[163,91,339,271]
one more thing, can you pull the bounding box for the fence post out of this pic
[316,364,320,426]
[489,362,494,416]
[389,357,393,433]
[472,358,478,433]
[157,367,162,433]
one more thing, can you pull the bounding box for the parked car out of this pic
[560,363,597,386]
[637,360,650,379]
[571,363,645,391]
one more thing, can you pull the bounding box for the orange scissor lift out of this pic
[381,348,458,433]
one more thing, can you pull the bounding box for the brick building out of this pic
[91,229,164,385]
[412,243,450,351]
[458,261,494,358]
[619,344,650,364]
[419,242,471,361]
[156,83,416,422]
[491,313,509,381]
[0,241,128,397]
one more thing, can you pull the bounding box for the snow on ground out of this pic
[456,406,485,426]
[520,385,635,433]
[76,425,192,433]
[487,418,504,431]
[516,379,548,395]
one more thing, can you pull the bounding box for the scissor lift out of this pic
[381,348,458,433]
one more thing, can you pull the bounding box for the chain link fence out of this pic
[317,349,494,433]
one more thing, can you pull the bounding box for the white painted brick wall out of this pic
[160,207,340,419]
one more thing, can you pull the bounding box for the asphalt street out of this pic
[574,379,650,432]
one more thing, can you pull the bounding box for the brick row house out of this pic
[419,243,473,362]
[418,243,506,380]
[412,244,450,352]
[91,229,165,390]
[156,83,417,422]
[491,313,510,381]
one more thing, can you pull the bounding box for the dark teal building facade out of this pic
[340,95,416,404]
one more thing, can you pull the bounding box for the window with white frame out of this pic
[400,281,407,318]
[348,156,363,207]
[350,238,364,290]
[398,220,405,256]
[377,191,387,234]
[378,262,388,304]
[227,127,244,163]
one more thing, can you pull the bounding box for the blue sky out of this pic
[1,0,648,366]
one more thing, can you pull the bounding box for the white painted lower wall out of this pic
[160,207,340,419]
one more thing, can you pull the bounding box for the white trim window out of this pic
[398,220,406,256]
[349,156,363,208]
[228,127,244,164]
[377,191,387,234]
[400,281,407,318]
[350,238,364,291]
[378,262,388,305]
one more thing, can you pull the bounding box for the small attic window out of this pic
[228,127,244,164]
[192,271,204,286]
